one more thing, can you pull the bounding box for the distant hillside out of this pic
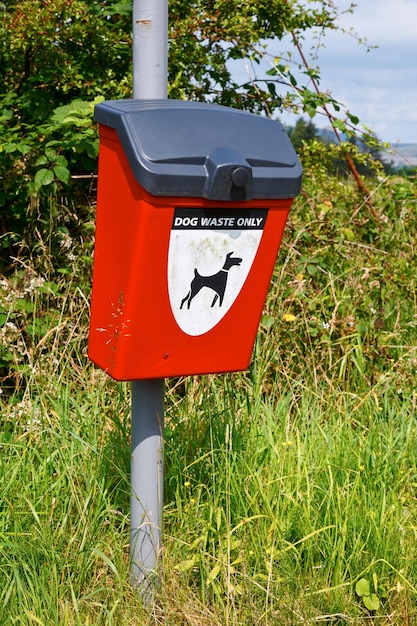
[387,144,417,168]
[316,127,417,169]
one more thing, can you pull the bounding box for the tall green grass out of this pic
[1,174,416,623]
[163,369,417,624]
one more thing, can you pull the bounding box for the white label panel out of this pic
[168,208,268,336]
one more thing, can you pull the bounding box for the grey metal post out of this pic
[130,0,168,597]
[130,379,164,595]
[132,0,168,100]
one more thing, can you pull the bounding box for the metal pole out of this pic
[132,0,168,100]
[130,0,168,598]
[130,379,164,595]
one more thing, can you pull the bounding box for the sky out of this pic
[231,0,417,146]
[302,0,417,145]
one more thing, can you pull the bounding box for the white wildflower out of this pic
[59,232,73,251]
[24,275,45,295]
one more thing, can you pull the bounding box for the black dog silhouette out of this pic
[180,252,242,309]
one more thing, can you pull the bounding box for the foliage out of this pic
[0,0,386,270]
[0,95,102,269]
[263,171,417,398]
[167,0,295,109]
[286,116,320,151]
[0,0,132,269]
[0,0,131,119]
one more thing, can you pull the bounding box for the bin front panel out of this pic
[88,126,292,380]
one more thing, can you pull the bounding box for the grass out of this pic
[1,172,417,624]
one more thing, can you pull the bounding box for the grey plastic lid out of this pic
[94,99,302,202]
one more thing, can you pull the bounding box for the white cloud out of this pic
[338,0,417,45]
[307,0,417,142]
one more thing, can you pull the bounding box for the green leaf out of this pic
[45,140,62,148]
[342,228,355,241]
[266,67,277,76]
[38,281,60,295]
[45,147,58,162]
[363,593,380,611]
[333,119,347,133]
[307,263,318,277]
[348,113,360,125]
[103,1,131,17]
[35,155,48,166]
[207,564,221,585]
[0,108,13,123]
[174,556,197,572]
[17,143,32,155]
[304,105,317,118]
[5,143,18,154]
[34,168,54,187]
[85,139,99,159]
[53,165,71,184]
[261,315,275,329]
[267,82,277,98]
[51,100,92,124]
[15,299,34,313]
[356,578,370,597]
[55,154,68,167]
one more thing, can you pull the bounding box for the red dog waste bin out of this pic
[88,99,302,380]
